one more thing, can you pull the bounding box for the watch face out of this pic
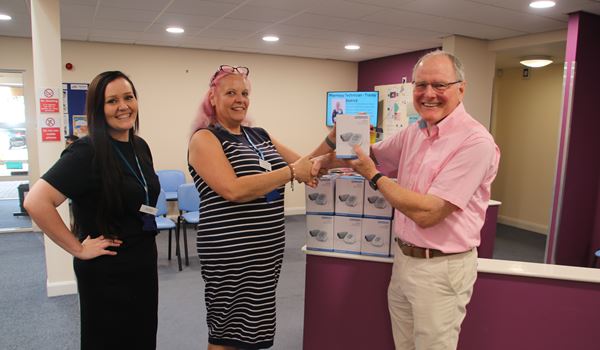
[369,173,381,190]
[369,180,378,190]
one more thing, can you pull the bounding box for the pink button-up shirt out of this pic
[372,103,500,253]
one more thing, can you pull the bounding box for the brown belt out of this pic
[396,239,466,259]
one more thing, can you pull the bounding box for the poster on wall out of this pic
[72,115,88,137]
[63,83,88,136]
[374,83,419,139]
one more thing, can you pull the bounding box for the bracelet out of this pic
[324,136,336,150]
[287,164,295,191]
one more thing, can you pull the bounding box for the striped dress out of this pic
[189,125,287,349]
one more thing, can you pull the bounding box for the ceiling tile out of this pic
[165,0,239,16]
[226,5,297,22]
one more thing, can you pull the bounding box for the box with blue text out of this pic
[306,215,335,252]
[335,175,364,217]
[333,216,362,254]
[336,114,370,159]
[305,174,337,215]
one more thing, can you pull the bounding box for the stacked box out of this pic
[306,174,336,215]
[306,215,334,251]
[363,182,394,219]
[361,218,391,257]
[335,175,364,217]
[335,114,370,159]
[333,216,362,254]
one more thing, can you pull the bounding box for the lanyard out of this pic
[241,128,266,160]
[112,141,149,205]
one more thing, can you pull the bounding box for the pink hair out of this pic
[190,69,253,136]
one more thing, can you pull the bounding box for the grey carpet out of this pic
[0,199,32,229]
[493,223,547,263]
[0,216,307,350]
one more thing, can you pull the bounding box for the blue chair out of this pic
[155,189,178,265]
[176,183,200,271]
[594,249,600,268]
[156,170,186,202]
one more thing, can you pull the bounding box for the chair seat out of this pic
[595,250,600,258]
[181,211,199,224]
[165,191,178,201]
[156,216,176,230]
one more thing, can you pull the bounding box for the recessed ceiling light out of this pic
[166,27,184,34]
[529,1,556,9]
[520,55,553,68]
[0,14,12,21]
[345,44,360,50]
[262,35,279,42]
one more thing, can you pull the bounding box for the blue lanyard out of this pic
[241,128,266,160]
[112,141,150,205]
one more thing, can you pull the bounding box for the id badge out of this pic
[139,204,158,216]
[266,190,281,202]
[142,214,158,232]
[259,159,272,172]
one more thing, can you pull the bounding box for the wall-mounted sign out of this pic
[38,87,62,142]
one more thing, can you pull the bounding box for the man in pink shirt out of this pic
[319,50,500,349]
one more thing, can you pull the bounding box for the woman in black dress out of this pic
[24,71,160,350]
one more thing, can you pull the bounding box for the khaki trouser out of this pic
[388,243,477,350]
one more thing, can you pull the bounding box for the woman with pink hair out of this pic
[188,65,333,350]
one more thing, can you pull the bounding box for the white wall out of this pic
[443,35,496,130]
[0,36,358,212]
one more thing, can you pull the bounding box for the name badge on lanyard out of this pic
[259,159,272,172]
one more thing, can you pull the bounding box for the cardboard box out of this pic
[333,216,362,254]
[305,174,336,215]
[335,175,364,217]
[336,114,370,159]
[306,215,335,251]
[363,179,394,219]
[361,218,391,257]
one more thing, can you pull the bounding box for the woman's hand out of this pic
[292,156,317,187]
[75,235,123,260]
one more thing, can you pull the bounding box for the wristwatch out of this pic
[368,173,384,190]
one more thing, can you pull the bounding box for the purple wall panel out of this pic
[357,48,437,91]
[459,272,600,350]
[555,12,600,266]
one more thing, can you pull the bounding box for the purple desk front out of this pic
[302,201,501,349]
[303,253,394,349]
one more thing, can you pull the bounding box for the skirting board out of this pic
[498,215,548,235]
[284,206,305,216]
[47,279,78,297]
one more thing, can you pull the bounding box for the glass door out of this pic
[0,71,32,231]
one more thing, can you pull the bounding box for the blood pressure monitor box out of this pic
[335,175,364,217]
[336,114,370,159]
[333,216,362,254]
[305,175,336,215]
[361,218,391,257]
[306,215,334,251]
[363,179,394,219]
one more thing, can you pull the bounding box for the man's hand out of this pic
[347,145,378,179]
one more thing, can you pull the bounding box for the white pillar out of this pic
[31,0,77,296]
[443,35,496,129]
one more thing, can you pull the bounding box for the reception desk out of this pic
[302,247,600,350]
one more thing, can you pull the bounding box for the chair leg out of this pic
[183,221,190,266]
[175,218,182,271]
[168,228,172,260]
